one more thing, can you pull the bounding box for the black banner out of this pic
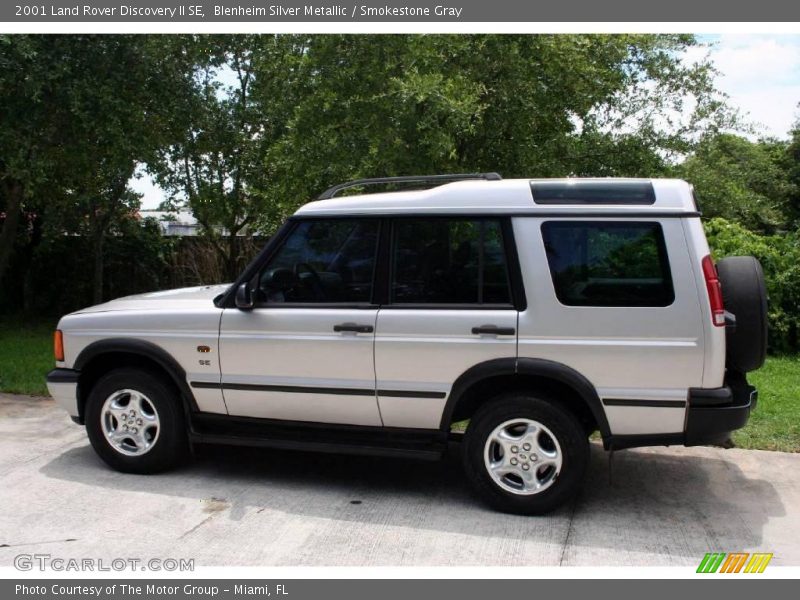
[4,0,800,22]
[4,579,800,600]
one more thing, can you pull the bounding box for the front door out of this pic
[219,218,382,426]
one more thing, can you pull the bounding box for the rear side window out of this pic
[391,218,512,305]
[541,221,674,307]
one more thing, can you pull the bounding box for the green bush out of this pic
[704,217,800,353]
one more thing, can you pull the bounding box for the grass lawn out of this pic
[0,317,57,396]
[0,317,798,451]
[733,356,800,452]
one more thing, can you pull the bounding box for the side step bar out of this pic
[188,413,448,461]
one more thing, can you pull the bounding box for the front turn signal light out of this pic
[54,330,64,362]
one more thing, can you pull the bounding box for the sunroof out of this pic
[530,181,656,205]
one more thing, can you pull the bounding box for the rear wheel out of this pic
[463,393,589,515]
[85,367,189,473]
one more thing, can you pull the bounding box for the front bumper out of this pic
[46,368,81,422]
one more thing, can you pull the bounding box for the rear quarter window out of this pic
[540,221,674,307]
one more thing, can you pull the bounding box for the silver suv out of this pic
[47,174,767,514]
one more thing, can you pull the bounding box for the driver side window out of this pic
[257,219,379,305]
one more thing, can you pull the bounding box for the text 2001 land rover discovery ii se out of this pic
[47,175,767,514]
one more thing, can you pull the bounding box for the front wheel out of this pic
[462,393,589,515]
[85,367,189,474]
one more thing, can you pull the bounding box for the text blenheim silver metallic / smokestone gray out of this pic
[212,5,464,18]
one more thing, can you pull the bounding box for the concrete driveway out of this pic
[1,393,798,566]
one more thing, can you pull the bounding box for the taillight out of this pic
[701,255,725,327]
[54,330,64,362]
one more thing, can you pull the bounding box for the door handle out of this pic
[334,323,374,333]
[471,325,516,336]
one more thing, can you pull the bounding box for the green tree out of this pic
[0,35,192,302]
[150,35,306,279]
[675,133,793,233]
[783,118,800,224]
[262,34,733,218]
[0,35,69,287]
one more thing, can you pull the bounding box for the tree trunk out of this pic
[92,230,105,305]
[22,211,44,314]
[227,235,238,281]
[0,178,23,287]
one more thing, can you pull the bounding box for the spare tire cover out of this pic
[716,256,768,373]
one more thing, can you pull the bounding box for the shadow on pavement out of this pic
[40,439,784,559]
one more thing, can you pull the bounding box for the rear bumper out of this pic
[606,374,755,451]
[46,368,81,422]
[685,375,756,446]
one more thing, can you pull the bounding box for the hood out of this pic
[73,284,232,314]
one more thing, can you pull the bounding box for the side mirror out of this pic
[235,282,254,310]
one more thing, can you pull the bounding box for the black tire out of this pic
[84,367,189,474]
[462,393,589,515]
[717,256,768,373]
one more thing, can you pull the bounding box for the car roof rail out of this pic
[317,172,503,200]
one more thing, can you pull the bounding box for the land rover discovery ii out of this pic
[47,174,767,514]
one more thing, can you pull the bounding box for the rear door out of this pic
[374,217,519,429]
